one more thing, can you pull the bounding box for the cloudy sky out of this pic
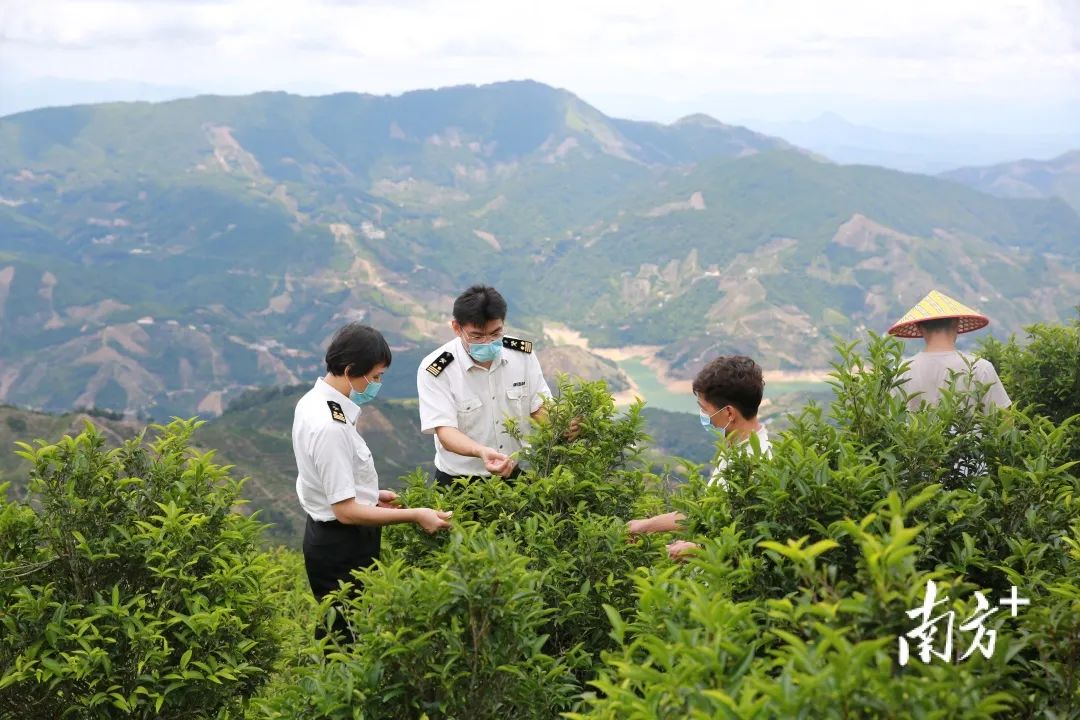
[2,0,1079,136]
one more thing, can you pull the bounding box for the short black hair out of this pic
[324,323,392,378]
[452,285,507,327]
[691,355,764,420]
[918,317,959,333]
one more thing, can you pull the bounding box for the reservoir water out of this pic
[615,357,831,415]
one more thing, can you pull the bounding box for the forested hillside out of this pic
[2,81,1078,417]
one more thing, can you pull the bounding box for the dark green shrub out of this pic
[573,493,1079,719]
[510,375,649,488]
[248,380,664,719]
[9,330,1079,718]
[253,526,579,720]
[382,379,663,671]
[980,312,1080,462]
[0,419,281,719]
[580,333,1080,718]
[677,335,1077,590]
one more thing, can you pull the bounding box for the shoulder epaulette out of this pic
[425,351,455,377]
[502,336,533,353]
[327,400,347,423]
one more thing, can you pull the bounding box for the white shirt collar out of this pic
[315,377,362,423]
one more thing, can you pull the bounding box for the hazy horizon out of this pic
[3,0,1078,170]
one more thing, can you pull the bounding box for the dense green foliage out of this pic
[259,531,581,719]
[0,419,284,718]
[256,335,1078,719]
[980,311,1080,462]
[577,335,1080,717]
[2,327,1079,718]
[251,380,668,718]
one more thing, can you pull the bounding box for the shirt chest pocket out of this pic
[353,437,374,469]
[456,397,485,433]
[506,386,528,413]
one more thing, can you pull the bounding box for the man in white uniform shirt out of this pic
[626,355,771,560]
[293,322,451,641]
[417,285,552,486]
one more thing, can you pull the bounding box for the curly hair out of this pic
[691,355,764,419]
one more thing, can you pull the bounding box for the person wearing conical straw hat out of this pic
[887,290,1011,412]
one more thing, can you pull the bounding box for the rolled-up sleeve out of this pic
[418,363,457,434]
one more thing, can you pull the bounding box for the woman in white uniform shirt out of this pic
[293,322,451,640]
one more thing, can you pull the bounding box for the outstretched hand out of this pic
[377,489,400,508]
[479,446,515,477]
[666,540,700,562]
[414,508,453,534]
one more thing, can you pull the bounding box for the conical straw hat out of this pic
[887,290,990,338]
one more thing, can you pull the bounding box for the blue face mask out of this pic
[700,406,732,434]
[349,376,382,405]
[467,339,502,363]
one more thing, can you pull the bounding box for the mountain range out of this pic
[1,80,1078,418]
[749,112,1080,175]
[941,149,1080,215]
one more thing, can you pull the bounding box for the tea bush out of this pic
[4,328,1080,719]
[570,496,1045,719]
[579,334,1080,718]
[980,311,1080,462]
[679,336,1078,596]
[248,379,670,719]
[384,379,666,666]
[254,527,580,720]
[0,419,282,719]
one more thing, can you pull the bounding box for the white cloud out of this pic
[0,0,1077,129]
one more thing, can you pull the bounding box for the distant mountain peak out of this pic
[813,111,851,123]
[674,113,726,128]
